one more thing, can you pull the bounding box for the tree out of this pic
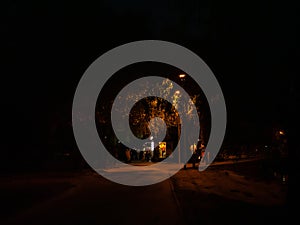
[96,76,210,161]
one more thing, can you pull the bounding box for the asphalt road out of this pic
[1,159,288,225]
[2,170,185,225]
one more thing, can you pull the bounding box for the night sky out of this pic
[1,0,298,164]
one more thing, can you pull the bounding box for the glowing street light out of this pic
[179,74,186,82]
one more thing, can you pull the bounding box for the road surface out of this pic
[2,169,185,225]
[1,159,288,225]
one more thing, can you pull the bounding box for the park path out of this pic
[3,170,185,225]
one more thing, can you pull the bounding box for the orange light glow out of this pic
[179,74,186,78]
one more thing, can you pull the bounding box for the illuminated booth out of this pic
[159,142,167,159]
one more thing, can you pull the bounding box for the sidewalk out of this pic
[125,157,261,167]
[3,170,185,225]
[182,156,264,170]
[0,172,79,223]
[170,161,288,225]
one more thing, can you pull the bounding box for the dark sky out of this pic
[1,0,298,151]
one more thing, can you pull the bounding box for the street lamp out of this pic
[176,76,185,166]
[179,74,186,82]
[177,120,181,165]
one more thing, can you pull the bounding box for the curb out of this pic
[168,178,187,225]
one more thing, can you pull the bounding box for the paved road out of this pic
[1,158,288,225]
[3,170,185,225]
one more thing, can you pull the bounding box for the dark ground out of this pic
[171,160,289,225]
[0,159,289,225]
